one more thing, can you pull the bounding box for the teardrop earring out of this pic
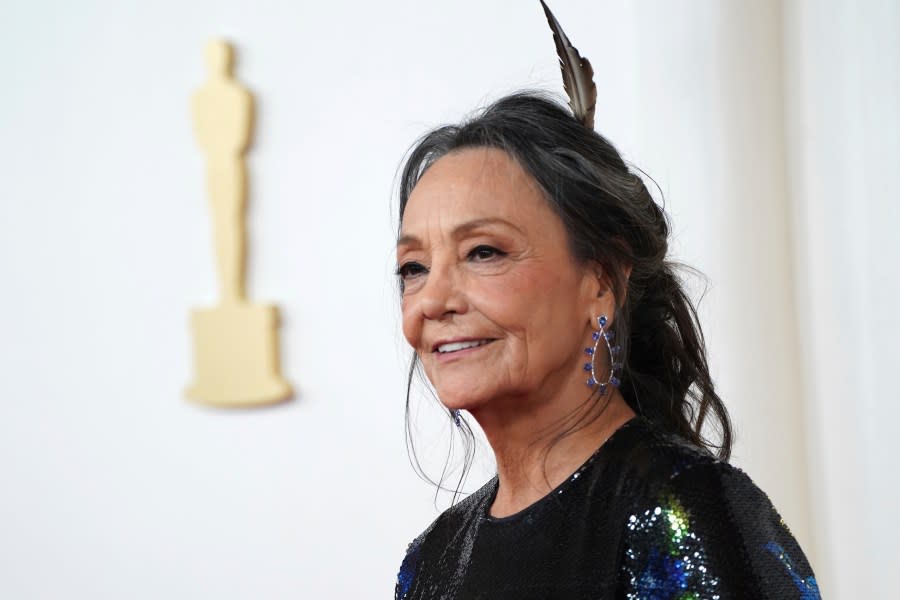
[583,315,622,395]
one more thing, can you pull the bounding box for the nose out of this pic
[418,263,467,321]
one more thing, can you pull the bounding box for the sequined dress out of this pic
[395,417,820,599]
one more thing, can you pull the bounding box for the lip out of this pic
[430,337,497,362]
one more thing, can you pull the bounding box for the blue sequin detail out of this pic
[396,540,422,599]
[623,499,719,600]
[764,542,821,599]
[634,546,689,598]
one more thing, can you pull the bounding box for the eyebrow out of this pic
[396,217,522,248]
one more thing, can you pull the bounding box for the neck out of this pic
[472,389,635,519]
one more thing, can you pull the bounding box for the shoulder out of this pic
[407,476,496,549]
[612,419,787,529]
[614,419,820,598]
[608,416,712,471]
[603,417,773,505]
[394,478,496,600]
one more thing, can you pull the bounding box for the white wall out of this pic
[784,1,900,597]
[5,0,893,597]
[625,1,815,574]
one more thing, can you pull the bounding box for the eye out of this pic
[468,245,506,261]
[396,261,428,280]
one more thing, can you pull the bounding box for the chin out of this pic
[434,390,476,411]
[433,384,496,413]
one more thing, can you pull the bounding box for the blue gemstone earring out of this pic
[452,409,462,427]
[583,315,622,395]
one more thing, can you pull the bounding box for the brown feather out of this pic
[539,0,597,129]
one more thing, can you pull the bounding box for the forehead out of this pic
[400,147,552,236]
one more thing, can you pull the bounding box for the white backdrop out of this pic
[784,1,900,597]
[1,0,896,598]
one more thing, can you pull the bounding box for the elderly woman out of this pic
[393,7,819,600]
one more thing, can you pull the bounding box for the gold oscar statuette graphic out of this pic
[185,39,292,407]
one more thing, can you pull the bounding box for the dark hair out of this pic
[398,92,732,494]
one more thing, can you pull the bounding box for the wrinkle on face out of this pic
[398,147,600,414]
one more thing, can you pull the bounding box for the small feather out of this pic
[540,0,597,129]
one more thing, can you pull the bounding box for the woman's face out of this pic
[397,147,606,413]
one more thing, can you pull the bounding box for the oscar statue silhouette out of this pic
[186,39,292,407]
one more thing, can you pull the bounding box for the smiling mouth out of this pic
[435,339,495,354]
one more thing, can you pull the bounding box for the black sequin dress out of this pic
[395,417,820,599]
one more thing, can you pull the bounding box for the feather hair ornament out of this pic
[540,0,598,129]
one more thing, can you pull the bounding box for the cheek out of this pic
[400,297,422,349]
[475,268,568,329]
[466,279,525,333]
[474,270,585,355]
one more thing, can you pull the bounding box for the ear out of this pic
[584,262,632,326]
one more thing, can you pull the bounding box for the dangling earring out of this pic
[452,409,462,427]
[583,315,621,395]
